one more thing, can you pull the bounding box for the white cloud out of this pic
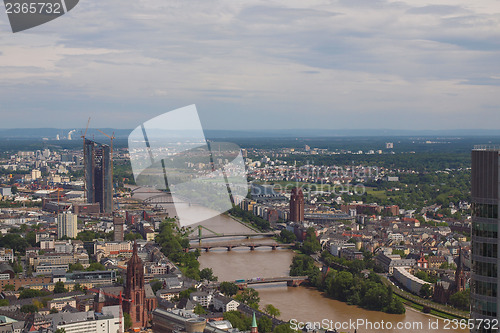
[0,0,499,129]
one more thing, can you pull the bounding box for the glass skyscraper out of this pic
[84,138,113,213]
[471,146,500,332]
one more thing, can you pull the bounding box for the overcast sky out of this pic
[1,0,500,130]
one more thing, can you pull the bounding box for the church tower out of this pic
[124,241,146,329]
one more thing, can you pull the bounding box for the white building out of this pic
[213,294,240,312]
[0,248,14,262]
[388,233,404,242]
[50,306,123,333]
[190,291,213,307]
[57,211,78,239]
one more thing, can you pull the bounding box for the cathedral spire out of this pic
[251,312,258,333]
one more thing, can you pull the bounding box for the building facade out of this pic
[471,146,500,332]
[289,187,304,222]
[84,139,113,213]
[113,215,125,242]
[57,211,78,239]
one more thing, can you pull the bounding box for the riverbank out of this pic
[381,277,469,320]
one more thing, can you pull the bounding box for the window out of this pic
[472,260,497,277]
[473,222,498,238]
[472,280,498,297]
[473,242,498,258]
[472,203,498,219]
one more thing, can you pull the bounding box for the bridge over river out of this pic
[190,241,294,252]
[212,276,309,288]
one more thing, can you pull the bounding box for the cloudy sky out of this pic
[1,0,500,130]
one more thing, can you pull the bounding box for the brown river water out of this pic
[132,187,467,333]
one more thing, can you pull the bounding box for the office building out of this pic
[58,211,78,239]
[84,139,113,213]
[471,146,500,332]
[113,215,125,242]
[289,187,304,222]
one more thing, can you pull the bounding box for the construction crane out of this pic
[88,288,132,333]
[56,187,63,204]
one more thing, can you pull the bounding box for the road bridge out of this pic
[188,232,277,240]
[189,241,294,252]
[218,276,308,288]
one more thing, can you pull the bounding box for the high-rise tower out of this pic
[289,187,304,222]
[84,139,113,213]
[113,215,125,242]
[471,146,499,332]
[57,211,78,239]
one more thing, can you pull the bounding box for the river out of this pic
[199,247,467,333]
[132,187,467,333]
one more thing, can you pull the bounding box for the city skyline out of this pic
[0,0,499,130]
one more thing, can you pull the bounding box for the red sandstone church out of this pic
[94,242,157,330]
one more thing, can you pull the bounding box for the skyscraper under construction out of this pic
[84,139,113,213]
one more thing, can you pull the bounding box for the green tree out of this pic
[220,282,238,296]
[274,323,296,333]
[257,316,273,333]
[26,231,37,247]
[68,263,84,272]
[0,299,9,306]
[194,304,207,315]
[54,281,68,294]
[76,230,97,242]
[19,289,50,299]
[278,230,296,243]
[179,287,196,299]
[450,289,470,310]
[235,288,260,309]
[3,284,15,291]
[386,298,405,314]
[12,261,23,272]
[264,304,281,318]
[20,304,38,313]
[328,271,353,302]
[73,283,84,292]
[289,255,316,277]
[87,262,106,271]
[200,268,217,282]
[124,232,143,241]
[124,313,132,330]
[420,284,433,298]
[223,311,252,331]
[301,228,321,254]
